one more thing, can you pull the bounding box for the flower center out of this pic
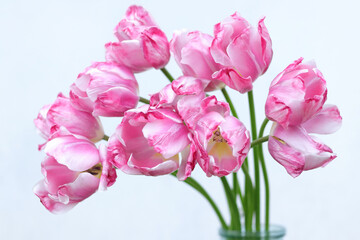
[212,129,227,143]
[84,163,102,178]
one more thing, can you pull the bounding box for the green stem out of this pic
[221,177,241,231]
[242,161,254,231]
[102,134,109,141]
[221,88,238,118]
[221,87,243,226]
[251,136,269,148]
[233,172,245,213]
[171,172,227,230]
[247,90,260,231]
[160,68,174,82]
[232,172,239,201]
[139,97,150,104]
[258,118,270,230]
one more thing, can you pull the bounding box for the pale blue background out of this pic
[1,0,359,239]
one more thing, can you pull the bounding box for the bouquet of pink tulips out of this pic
[33,5,342,234]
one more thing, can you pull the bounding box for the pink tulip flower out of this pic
[170,30,224,91]
[191,96,251,177]
[105,5,170,72]
[210,13,273,93]
[34,93,104,142]
[33,133,117,213]
[268,104,342,177]
[70,62,139,117]
[107,105,191,176]
[149,78,251,178]
[265,58,327,128]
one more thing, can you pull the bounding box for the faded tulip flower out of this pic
[170,30,224,91]
[105,5,170,72]
[210,13,273,93]
[107,105,192,176]
[34,93,104,143]
[70,62,139,117]
[265,58,328,128]
[268,104,342,177]
[33,132,117,213]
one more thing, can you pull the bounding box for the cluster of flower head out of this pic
[34,5,342,213]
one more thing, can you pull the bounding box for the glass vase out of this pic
[219,225,286,240]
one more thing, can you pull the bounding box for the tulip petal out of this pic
[41,156,79,194]
[46,94,104,142]
[141,27,170,69]
[269,123,336,177]
[172,76,206,96]
[150,84,178,109]
[98,144,117,190]
[44,135,100,171]
[143,117,190,159]
[177,138,198,180]
[227,29,262,80]
[107,133,143,175]
[212,67,253,93]
[58,173,99,202]
[268,134,305,177]
[220,116,251,163]
[93,87,139,117]
[129,155,179,176]
[105,41,149,73]
[302,104,342,134]
[33,180,77,214]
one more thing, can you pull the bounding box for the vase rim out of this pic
[219,224,286,238]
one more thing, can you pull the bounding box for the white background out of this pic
[1,0,359,239]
